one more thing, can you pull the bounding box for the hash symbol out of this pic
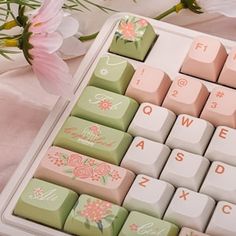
[216,91,224,98]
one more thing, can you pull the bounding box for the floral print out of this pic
[98,99,112,110]
[129,223,138,232]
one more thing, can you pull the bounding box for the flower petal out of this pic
[57,16,79,39]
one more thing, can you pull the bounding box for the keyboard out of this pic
[1,12,236,236]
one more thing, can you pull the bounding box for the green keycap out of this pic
[54,116,132,165]
[14,178,78,229]
[89,54,135,94]
[64,194,128,236]
[109,16,156,61]
[71,86,138,131]
[119,211,179,236]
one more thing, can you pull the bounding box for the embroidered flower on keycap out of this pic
[67,154,83,167]
[98,99,112,110]
[48,152,68,167]
[89,125,101,135]
[129,223,138,232]
[33,187,44,197]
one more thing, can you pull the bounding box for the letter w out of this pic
[181,116,193,127]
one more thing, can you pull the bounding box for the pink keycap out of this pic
[179,227,209,236]
[162,75,209,117]
[219,47,236,88]
[34,146,135,205]
[200,87,236,128]
[181,35,227,82]
[125,65,171,105]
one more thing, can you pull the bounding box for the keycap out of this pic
[181,35,227,82]
[128,103,176,143]
[162,76,209,117]
[64,194,128,236]
[54,116,132,165]
[35,147,135,205]
[166,114,214,155]
[200,161,236,204]
[200,87,236,128]
[125,65,171,105]
[160,149,210,191]
[219,47,236,89]
[121,137,170,178]
[71,86,139,131]
[179,227,209,236]
[119,211,179,236]
[123,174,174,218]
[14,178,78,229]
[164,187,215,232]
[205,126,236,166]
[109,16,156,61]
[206,201,236,236]
[89,54,135,94]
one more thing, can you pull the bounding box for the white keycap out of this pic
[128,103,176,143]
[165,114,214,155]
[123,174,174,218]
[121,137,170,178]
[205,126,236,166]
[200,161,236,204]
[164,188,215,232]
[206,201,236,236]
[160,149,210,191]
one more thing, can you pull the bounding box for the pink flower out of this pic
[89,125,100,135]
[98,99,112,110]
[138,19,148,27]
[67,154,83,167]
[119,21,136,40]
[95,163,111,176]
[73,166,93,179]
[129,224,138,232]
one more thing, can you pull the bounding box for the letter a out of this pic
[136,140,144,150]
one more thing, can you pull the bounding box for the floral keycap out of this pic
[89,54,135,94]
[64,194,128,236]
[35,147,135,205]
[119,211,179,236]
[109,16,156,61]
[71,86,138,131]
[14,178,78,229]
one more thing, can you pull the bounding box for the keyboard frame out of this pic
[0,12,235,236]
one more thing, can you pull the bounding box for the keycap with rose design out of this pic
[109,16,156,61]
[14,178,78,229]
[54,116,132,165]
[64,194,128,236]
[118,211,179,236]
[71,86,139,131]
[35,146,135,205]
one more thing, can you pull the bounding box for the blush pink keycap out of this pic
[181,35,227,82]
[34,146,135,205]
[219,47,236,88]
[162,75,209,117]
[125,65,171,105]
[200,87,236,128]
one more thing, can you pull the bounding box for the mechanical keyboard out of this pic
[1,12,236,236]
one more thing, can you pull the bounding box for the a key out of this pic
[179,227,209,236]
[89,54,135,94]
[205,126,236,166]
[200,161,236,204]
[54,116,132,165]
[164,187,215,232]
[128,103,176,143]
[219,47,236,89]
[125,65,171,105]
[64,194,128,236]
[121,137,170,178]
[109,16,156,61]
[162,76,209,117]
[166,114,214,155]
[123,174,174,218]
[181,35,227,82]
[14,179,78,229]
[160,149,210,191]
[206,201,236,236]
[200,87,236,128]
[118,211,179,236]
[71,86,139,131]
[35,147,135,205]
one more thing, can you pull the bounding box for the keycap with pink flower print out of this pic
[64,194,128,236]
[35,146,135,205]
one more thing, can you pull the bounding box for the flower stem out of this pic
[0,20,19,31]
[154,3,185,20]
[79,32,99,42]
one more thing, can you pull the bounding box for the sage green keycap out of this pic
[71,86,139,131]
[54,116,132,165]
[64,194,128,236]
[119,211,179,236]
[109,16,156,61]
[90,54,135,94]
[14,178,78,229]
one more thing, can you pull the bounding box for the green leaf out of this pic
[97,220,103,233]
[85,218,90,229]
[64,168,73,174]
